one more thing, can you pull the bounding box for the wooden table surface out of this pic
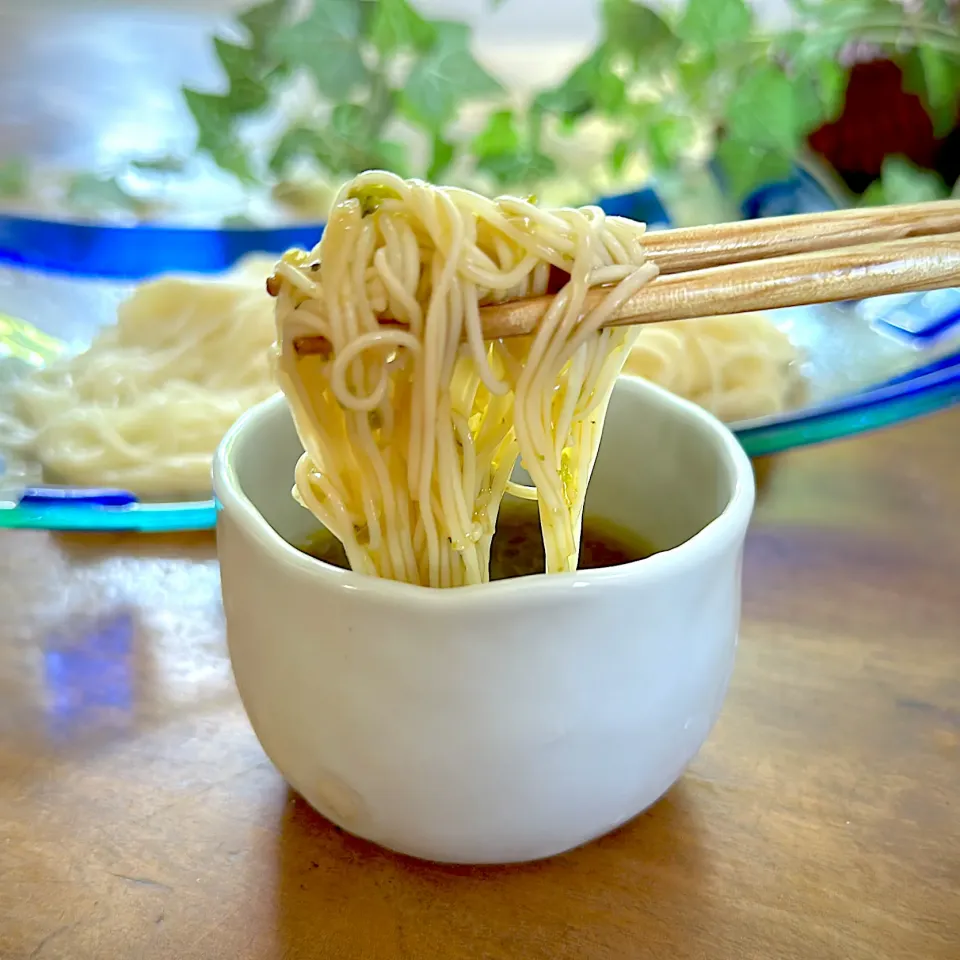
[0,409,957,960]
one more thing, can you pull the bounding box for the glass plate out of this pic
[1,178,958,532]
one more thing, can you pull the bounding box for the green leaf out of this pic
[273,119,353,178]
[371,0,436,54]
[402,22,502,131]
[601,0,677,65]
[213,37,270,113]
[271,0,368,100]
[472,110,556,188]
[215,36,256,80]
[674,50,718,108]
[817,60,848,121]
[205,140,256,183]
[903,47,960,138]
[588,67,626,113]
[773,30,847,133]
[269,125,325,176]
[859,180,887,206]
[270,106,409,180]
[365,74,397,135]
[426,135,455,182]
[330,102,369,141]
[372,140,409,175]
[725,65,803,154]
[527,104,544,149]
[0,157,28,198]
[791,59,848,135]
[183,88,232,146]
[473,110,521,158]
[330,102,406,172]
[65,174,146,214]
[863,157,949,206]
[610,138,631,175]
[647,115,695,170]
[776,26,845,68]
[183,88,255,182]
[239,0,292,53]
[130,155,186,174]
[535,47,625,121]
[477,150,556,188]
[715,138,793,199]
[676,0,752,48]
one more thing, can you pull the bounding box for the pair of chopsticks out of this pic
[294,200,960,352]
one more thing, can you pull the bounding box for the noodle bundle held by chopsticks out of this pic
[271,172,659,587]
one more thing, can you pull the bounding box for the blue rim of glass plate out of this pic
[1,175,958,531]
[0,216,327,280]
[735,348,960,457]
[0,188,672,280]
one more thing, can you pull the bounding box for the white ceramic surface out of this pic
[213,378,755,864]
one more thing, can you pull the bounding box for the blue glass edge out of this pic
[736,354,960,455]
[0,188,671,280]
[0,499,218,531]
[738,378,960,458]
[0,217,329,280]
[873,300,960,345]
[865,348,960,391]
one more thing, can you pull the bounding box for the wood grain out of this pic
[1,410,958,960]
[641,200,960,275]
[293,233,960,359]
[481,234,960,340]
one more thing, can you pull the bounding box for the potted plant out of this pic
[2,0,956,223]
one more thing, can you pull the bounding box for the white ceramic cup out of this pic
[213,377,755,864]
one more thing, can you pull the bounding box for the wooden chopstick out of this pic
[642,200,960,275]
[291,203,960,355]
[480,233,960,339]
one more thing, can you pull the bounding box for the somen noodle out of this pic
[625,313,799,423]
[271,172,658,587]
[0,256,277,496]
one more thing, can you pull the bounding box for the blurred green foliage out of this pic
[4,0,957,214]
[183,0,957,202]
